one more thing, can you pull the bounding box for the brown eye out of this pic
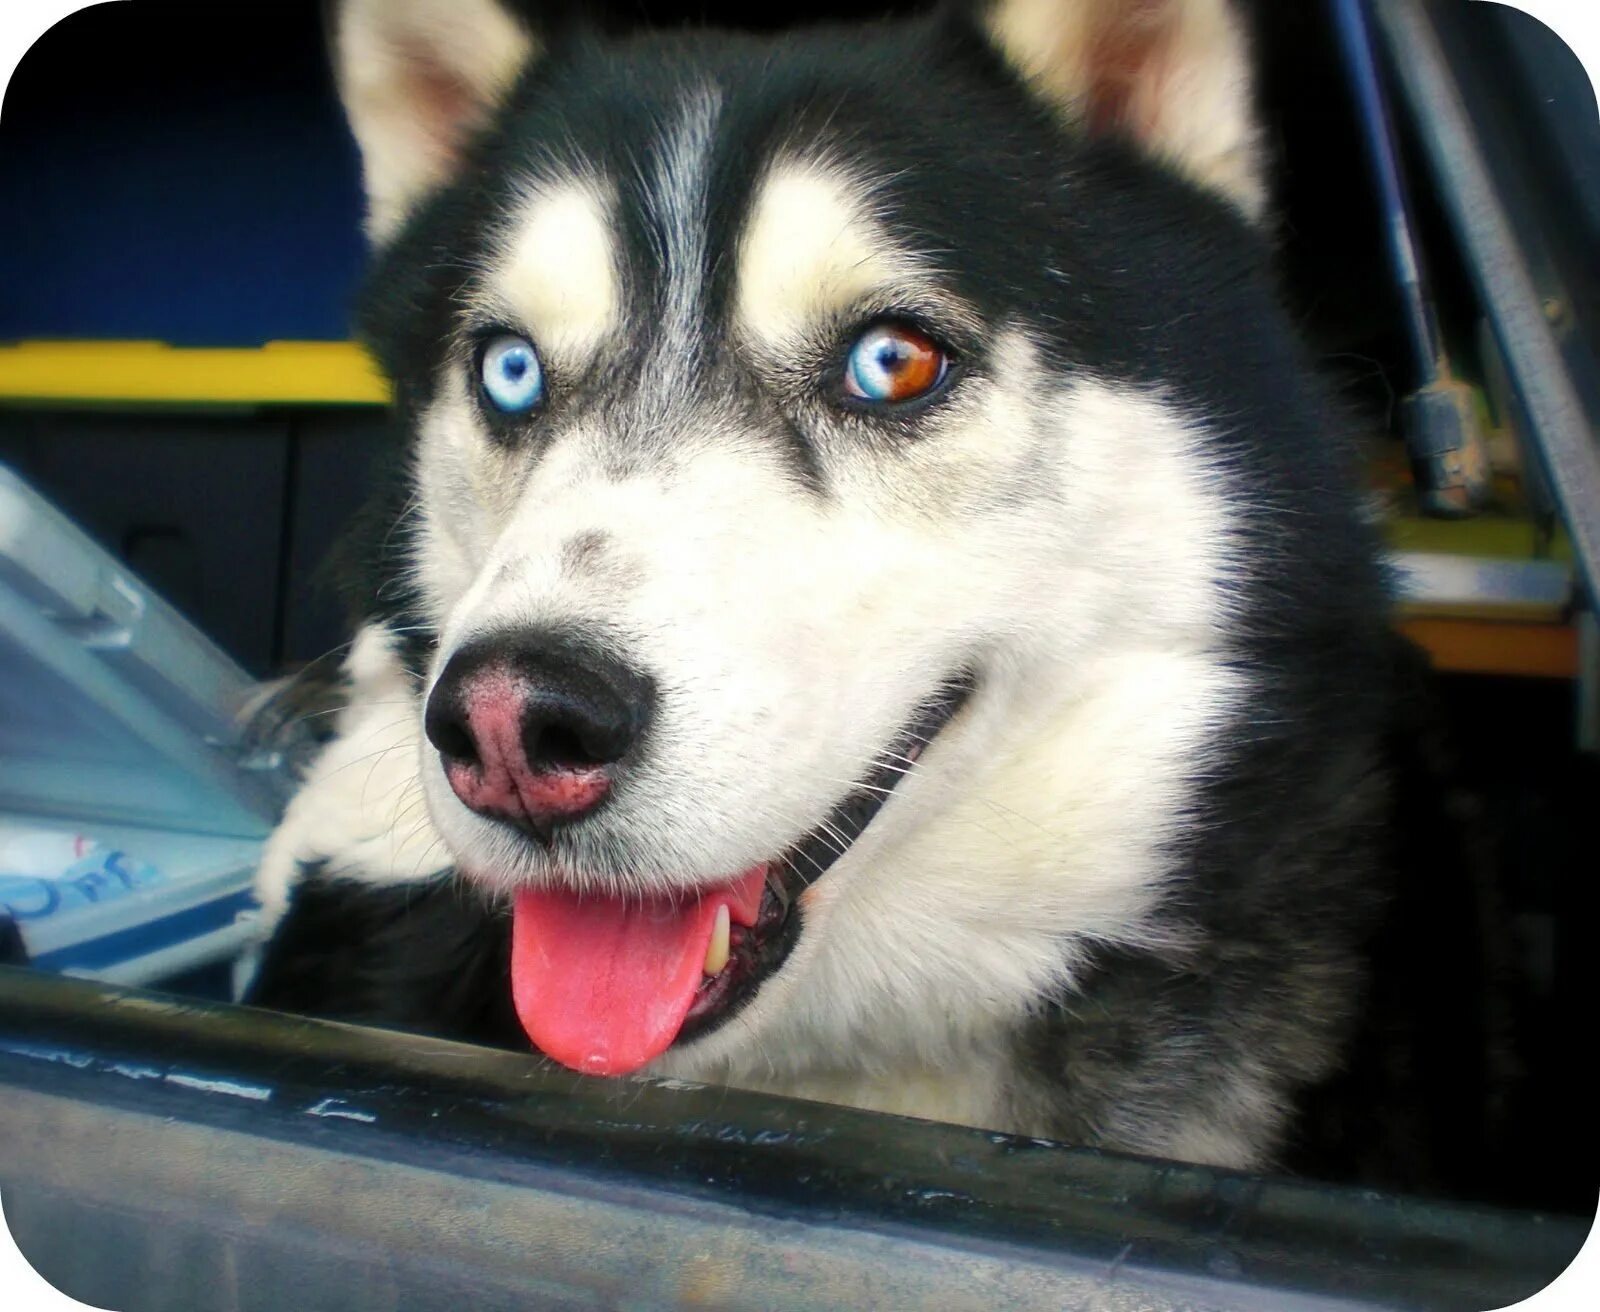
[843,322,948,403]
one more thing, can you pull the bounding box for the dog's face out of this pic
[330,0,1313,1086]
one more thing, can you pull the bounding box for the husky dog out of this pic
[250,0,1497,1183]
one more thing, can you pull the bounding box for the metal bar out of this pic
[1370,0,1600,598]
[1330,0,1443,376]
[0,969,1585,1312]
[3,1088,1344,1312]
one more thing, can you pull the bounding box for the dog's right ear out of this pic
[329,0,539,243]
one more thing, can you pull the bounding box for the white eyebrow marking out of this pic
[644,84,724,393]
[734,159,911,350]
[485,177,619,359]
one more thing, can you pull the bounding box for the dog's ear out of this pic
[329,0,539,242]
[975,0,1267,220]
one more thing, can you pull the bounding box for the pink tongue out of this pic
[510,867,767,1076]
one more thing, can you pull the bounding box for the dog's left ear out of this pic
[330,0,540,242]
[974,0,1268,221]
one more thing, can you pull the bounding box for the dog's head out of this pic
[328,0,1360,1083]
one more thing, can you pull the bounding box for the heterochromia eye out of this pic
[844,322,948,404]
[478,334,545,414]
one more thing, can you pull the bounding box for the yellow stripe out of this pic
[0,340,391,406]
[1386,513,1573,563]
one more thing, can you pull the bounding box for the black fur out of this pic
[1010,638,1517,1200]
[251,863,524,1051]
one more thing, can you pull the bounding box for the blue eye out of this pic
[844,322,947,404]
[479,334,545,414]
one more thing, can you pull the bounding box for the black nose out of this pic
[424,632,654,827]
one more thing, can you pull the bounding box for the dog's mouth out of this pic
[505,674,974,1076]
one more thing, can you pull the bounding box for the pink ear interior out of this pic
[1082,0,1176,141]
[397,44,487,166]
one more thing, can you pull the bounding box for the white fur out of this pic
[735,161,922,350]
[294,334,1244,1134]
[648,86,723,390]
[652,556,1244,1128]
[1157,1062,1283,1169]
[253,624,446,932]
[475,178,621,362]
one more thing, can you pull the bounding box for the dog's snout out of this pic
[425,633,653,840]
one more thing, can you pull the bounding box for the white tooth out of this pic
[703,905,730,976]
